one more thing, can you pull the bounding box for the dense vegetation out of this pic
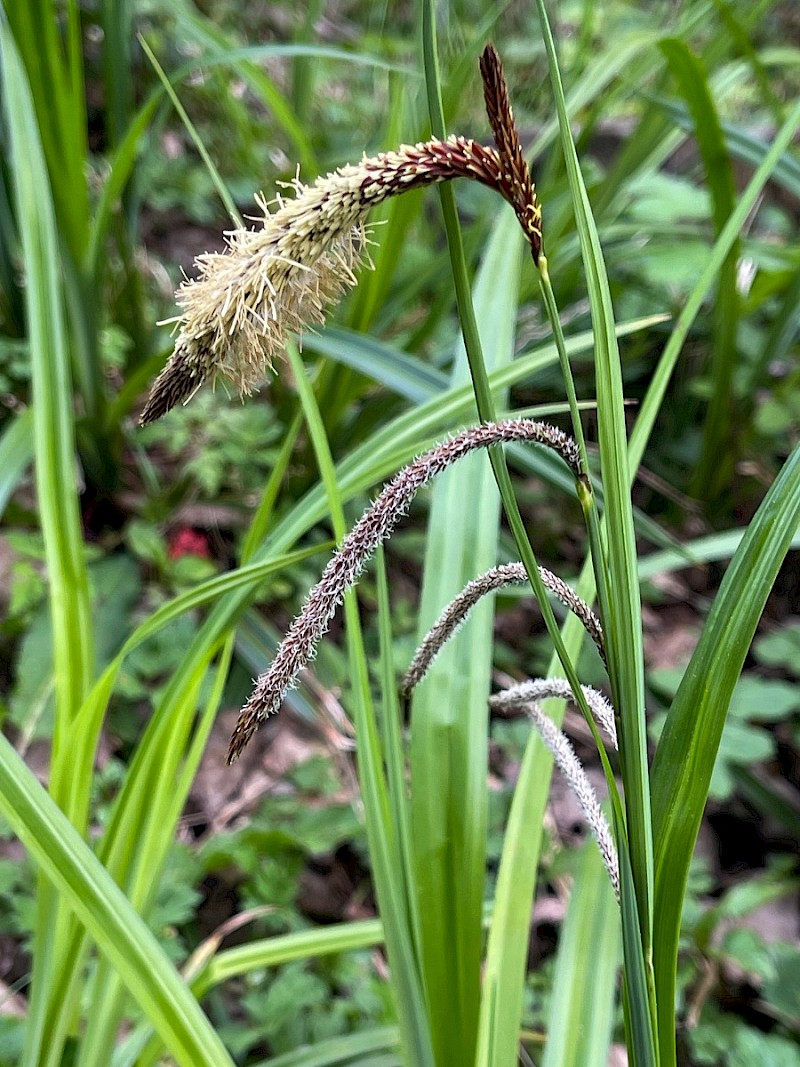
[0,1,798,1065]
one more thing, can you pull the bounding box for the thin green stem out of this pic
[287,342,435,1066]
[240,409,304,565]
[537,258,590,467]
[533,2,657,1061]
[533,0,654,931]
[538,258,615,697]
[420,1,620,808]
[139,35,243,228]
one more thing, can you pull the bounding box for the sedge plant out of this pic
[138,19,800,1066]
[2,0,799,1063]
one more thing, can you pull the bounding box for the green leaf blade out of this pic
[0,735,235,1067]
[542,842,621,1067]
[651,443,800,1067]
[410,205,523,1067]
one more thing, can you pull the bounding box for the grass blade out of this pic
[477,611,592,1067]
[534,1,654,1059]
[416,24,800,1067]
[541,842,620,1067]
[711,0,786,122]
[3,0,89,262]
[628,92,800,474]
[418,18,612,1057]
[192,920,384,998]
[253,1027,401,1067]
[650,442,800,1067]
[0,734,234,1067]
[409,205,522,1067]
[655,99,800,199]
[659,39,739,500]
[638,526,800,579]
[0,22,95,1065]
[376,547,424,976]
[286,342,435,1066]
[100,0,134,147]
[118,918,386,1063]
[0,407,33,519]
[0,15,93,778]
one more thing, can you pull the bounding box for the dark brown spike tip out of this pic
[478,43,543,264]
[226,711,256,764]
[479,44,516,163]
[139,345,206,426]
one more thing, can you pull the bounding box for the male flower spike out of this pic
[140,46,541,424]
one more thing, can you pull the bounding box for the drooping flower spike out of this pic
[140,46,540,424]
[401,561,605,697]
[494,685,620,900]
[227,420,580,762]
[402,568,618,898]
[489,677,617,750]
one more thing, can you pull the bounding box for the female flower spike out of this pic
[227,419,580,761]
[140,46,540,423]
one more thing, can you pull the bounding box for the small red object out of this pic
[168,527,211,560]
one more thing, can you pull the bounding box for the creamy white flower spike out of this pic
[140,136,526,425]
[140,45,542,424]
[490,677,617,749]
[520,697,620,900]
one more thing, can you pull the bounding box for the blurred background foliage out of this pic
[0,0,798,1063]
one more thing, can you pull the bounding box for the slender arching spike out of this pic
[489,677,617,750]
[227,420,581,762]
[524,699,620,900]
[401,563,605,696]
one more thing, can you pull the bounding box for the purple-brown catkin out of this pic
[490,677,617,749]
[523,699,619,899]
[479,44,542,263]
[401,562,604,695]
[227,419,580,762]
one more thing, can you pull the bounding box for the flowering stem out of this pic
[533,260,628,881]
[490,678,617,750]
[420,20,603,770]
[520,700,619,900]
[537,258,615,666]
[239,408,304,566]
[402,563,606,697]
[140,135,516,426]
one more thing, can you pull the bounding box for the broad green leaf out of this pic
[0,733,234,1067]
[253,1027,401,1067]
[660,39,739,499]
[3,0,89,261]
[410,204,522,1067]
[542,843,620,1067]
[651,442,800,1067]
[534,3,655,1063]
[287,343,434,1067]
[0,23,95,1066]
[132,920,385,1065]
[0,407,33,520]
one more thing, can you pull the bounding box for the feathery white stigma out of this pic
[140,137,510,424]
